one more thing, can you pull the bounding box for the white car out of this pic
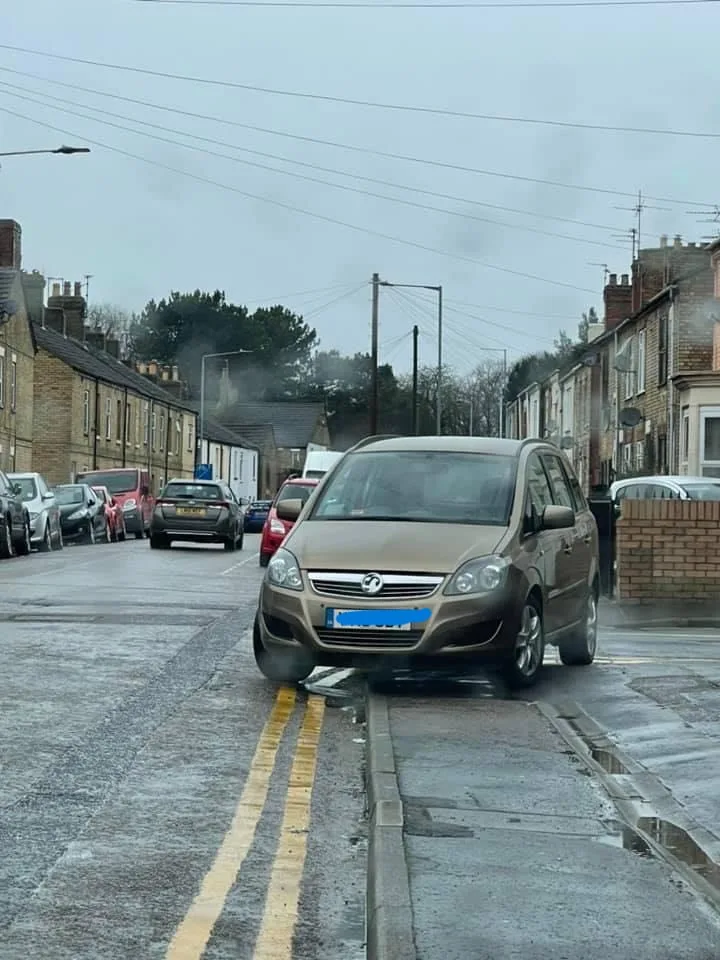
[610,475,720,503]
[7,471,64,551]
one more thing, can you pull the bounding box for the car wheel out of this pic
[135,529,145,540]
[39,522,52,553]
[15,519,32,557]
[253,616,315,683]
[237,530,244,550]
[0,517,13,559]
[558,590,598,666]
[259,552,270,568]
[87,522,96,545]
[103,522,111,543]
[118,522,126,542]
[224,535,237,552]
[56,525,64,550]
[150,534,169,549]
[503,596,545,689]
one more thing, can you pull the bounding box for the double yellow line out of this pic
[165,686,326,960]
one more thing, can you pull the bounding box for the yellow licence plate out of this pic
[177,507,207,517]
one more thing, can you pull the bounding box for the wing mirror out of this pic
[540,505,575,530]
[276,498,303,522]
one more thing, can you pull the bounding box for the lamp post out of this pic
[0,145,90,157]
[199,350,251,469]
[380,281,443,435]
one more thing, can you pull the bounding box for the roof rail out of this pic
[348,434,404,452]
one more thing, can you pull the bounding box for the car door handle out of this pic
[583,534,592,544]
[561,539,573,554]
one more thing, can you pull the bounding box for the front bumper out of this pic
[122,509,144,533]
[257,577,522,665]
[245,515,268,532]
[61,517,90,539]
[151,513,234,542]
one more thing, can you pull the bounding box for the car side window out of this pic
[649,484,680,499]
[617,483,646,500]
[0,471,9,495]
[526,454,554,514]
[559,459,586,512]
[541,454,575,510]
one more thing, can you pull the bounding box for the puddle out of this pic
[638,817,720,890]
[590,747,631,775]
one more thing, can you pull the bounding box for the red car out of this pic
[259,477,319,567]
[92,486,127,542]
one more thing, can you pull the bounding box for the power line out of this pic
[131,0,720,6]
[444,297,580,320]
[2,42,720,141]
[0,76,627,241]
[0,102,596,294]
[300,282,369,319]
[244,282,361,303]
[0,82,624,251]
[0,65,708,210]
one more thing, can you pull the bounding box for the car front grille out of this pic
[315,628,424,648]
[308,571,444,600]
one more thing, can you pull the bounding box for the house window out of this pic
[143,403,150,445]
[105,397,112,440]
[187,420,193,452]
[700,406,720,477]
[681,408,690,465]
[175,419,181,455]
[623,337,635,400]
[116,399,123,441]
[634,440,645,471]
[657,434,667,474]
[125,402,131,443]
[252,454,257,481]
[0,347,5,407]
[151,410,157,450]
[9,356,17,412]
[159,412,165,452]
[83,389,90,435]
[637,329,646,393]
[658,314,668,386]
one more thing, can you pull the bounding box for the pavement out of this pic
[5,538,720,959]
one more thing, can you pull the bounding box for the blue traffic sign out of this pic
[195,463,213,480]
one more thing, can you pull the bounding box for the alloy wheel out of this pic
[585,593,598,657]
[514,603,543,678]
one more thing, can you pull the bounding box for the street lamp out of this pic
[380,281,443,435]
[0,145,91,157]
[199,350,251,468]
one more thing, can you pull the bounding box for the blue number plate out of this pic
[325,608,431,631]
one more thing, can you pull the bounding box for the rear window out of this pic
[76,470,138,494]
[277,483,316,505]
[680,482,720,501]
[164,483,223,500]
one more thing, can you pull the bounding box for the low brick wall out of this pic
[617,499,720,601]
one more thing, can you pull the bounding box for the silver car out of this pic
[8,472,63,551]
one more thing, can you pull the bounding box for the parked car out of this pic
[259,478,320,568]
[8,471,63,552]
[244,499,272,533]
[53,483,109,544]
[610,475,720,504]
[253,436,600,689]
[0,469,31,558]
[149,478,245,551]
[92,485,127,542]
[75,467,153,539]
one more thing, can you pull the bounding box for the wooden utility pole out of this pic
[412,324,419,435]
[370,272,380,435]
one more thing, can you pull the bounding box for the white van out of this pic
[302,450,343,480]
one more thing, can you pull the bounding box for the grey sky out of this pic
[4,0,719,376]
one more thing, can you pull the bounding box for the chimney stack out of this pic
[621,274,629,285]
[604,271,632,331]
[674,235,683,248]
[21,271,45,324]
[660,234,668,249]
[0,220,22,269]
[62,281,71,296]
[52,282,61,297]
[47,282,87,341]
[74,281,82,297]
[171,364,179,381]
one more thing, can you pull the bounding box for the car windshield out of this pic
[164,482,223,500]
[77,470,138,494]
[680,482,720,500]
[277,483,316,505]
[54,486,85,505]
[310,450,517,525]
[12,477,38,502]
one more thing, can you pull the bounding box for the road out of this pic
[0,537,366,960]
[4,541,720,959]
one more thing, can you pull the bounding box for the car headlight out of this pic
[267,548,303,591]
[270,518,286,535]
[444,555,511,596]
[68,509,87,521]
[123,499,137,511]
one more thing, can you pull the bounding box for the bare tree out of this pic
[86,303,136,357]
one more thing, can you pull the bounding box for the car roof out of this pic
[284,476,319,486]
[7,472,40,478]
[612,475,713,486]
[165,478,219,485]
[353,435,530,456]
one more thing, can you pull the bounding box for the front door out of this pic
[540,453,587,631]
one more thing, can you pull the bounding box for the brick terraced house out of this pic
[32,281,198,489]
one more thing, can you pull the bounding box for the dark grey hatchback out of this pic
[149,479,245,551]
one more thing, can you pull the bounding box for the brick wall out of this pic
[617,499,720,600]
[32,351,74,483]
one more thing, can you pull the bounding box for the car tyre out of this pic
[558,590,598,667]
[150,534,170,549]
[118,522,126,542]
[237,530,244,550]
[103,522,111,543]
[15,518,32,556]
[0,517,13,559]
[253,616,315,684]
[56,526,64,550]
[87,522,96,545]
[39,522,53,553]
[135,529,145,540]
[259,552,270,568]
[503,596,545,689]
[224,535,237,552]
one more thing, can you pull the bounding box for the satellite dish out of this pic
[619,406,643,428]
